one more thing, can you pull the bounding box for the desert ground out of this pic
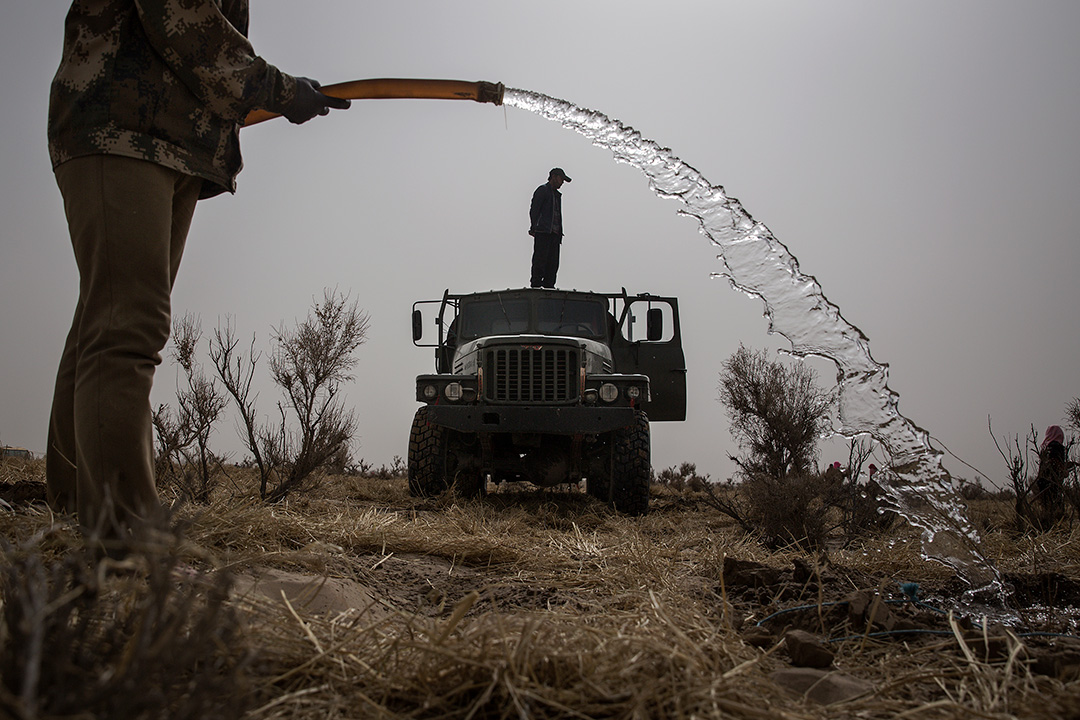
[1,458,1079,719]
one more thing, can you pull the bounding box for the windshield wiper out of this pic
[495,294,514,333]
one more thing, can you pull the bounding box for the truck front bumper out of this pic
[425,405,637,434]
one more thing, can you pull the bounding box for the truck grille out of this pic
[484,347,579,403]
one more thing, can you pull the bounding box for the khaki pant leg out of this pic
[47,155,201,547]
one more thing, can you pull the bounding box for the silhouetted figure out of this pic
[823,461,844,483]
[1031,425,1075,508]
[529,167,571,288]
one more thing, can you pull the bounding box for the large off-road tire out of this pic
[611,410,651,516]
[408,407,450,497]
[407,407,485,498]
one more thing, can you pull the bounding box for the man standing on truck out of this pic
[528,167,571,289]
[46,0,350,556]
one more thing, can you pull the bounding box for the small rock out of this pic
[792,557,815,584]
[770,668,873,705]
[741,625,776,648]
[846,590,903,632]
[785,629,835,668]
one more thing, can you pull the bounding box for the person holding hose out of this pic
[46,0,350,556]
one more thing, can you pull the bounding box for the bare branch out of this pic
[211,291,368,501]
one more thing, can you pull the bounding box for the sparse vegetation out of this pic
[209,289,369,502]
[153,313,229,503]
[992,412,1080,533]
[1,462,1079,719]
[653,461,710,492]
[4,345,1077,718]
[350,454,407,479]
[705,472,836,549]
[710,348,893,550]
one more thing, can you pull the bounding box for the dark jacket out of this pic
[48,0,297,198]
[530,182,563,236]
[1035,440,1069,496]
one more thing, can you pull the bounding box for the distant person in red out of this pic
[529,168,571,288]
[1031,425,1075,507]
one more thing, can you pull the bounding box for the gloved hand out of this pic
[282,77,351,124]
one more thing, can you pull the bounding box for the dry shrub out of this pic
[834,477,897,540]
[211,289,369,503]
[741,472,833,550]
[702,470,891,551]
[653,461,711,492]
[0,533,249,720]
[351,455,407,479]
[719,345,833,480]
[153,313,229,504]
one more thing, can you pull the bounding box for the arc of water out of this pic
[504,87,997,589]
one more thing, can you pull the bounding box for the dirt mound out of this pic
[233,567,387,620]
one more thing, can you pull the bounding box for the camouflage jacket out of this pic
[48,0,298,198]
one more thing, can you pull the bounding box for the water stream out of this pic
[504,88,999,592]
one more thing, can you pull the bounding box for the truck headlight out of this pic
[626,385,641,400]
[444,382,464,401]
[599,383,619,403]
[422,384,438,400]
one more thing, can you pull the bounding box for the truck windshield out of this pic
[536,298,606,338]
[459,298,530,338]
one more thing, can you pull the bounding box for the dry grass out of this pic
[2,461,1080,718]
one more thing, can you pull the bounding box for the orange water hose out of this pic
[243,78,504,127]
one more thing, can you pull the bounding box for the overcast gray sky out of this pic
[2,1,1078,488]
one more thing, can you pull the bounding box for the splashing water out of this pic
[504,88,999,591]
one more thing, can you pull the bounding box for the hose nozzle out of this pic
[477,81,505,106]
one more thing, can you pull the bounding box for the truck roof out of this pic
[447,287,667,302]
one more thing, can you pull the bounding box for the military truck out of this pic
[408,288,686,514]
[0,447,33,462]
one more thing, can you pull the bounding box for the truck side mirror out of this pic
[412,309,423,342]
[646,308,664,342]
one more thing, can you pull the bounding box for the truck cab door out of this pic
[412,293,459,373]
[611,296,687,421]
